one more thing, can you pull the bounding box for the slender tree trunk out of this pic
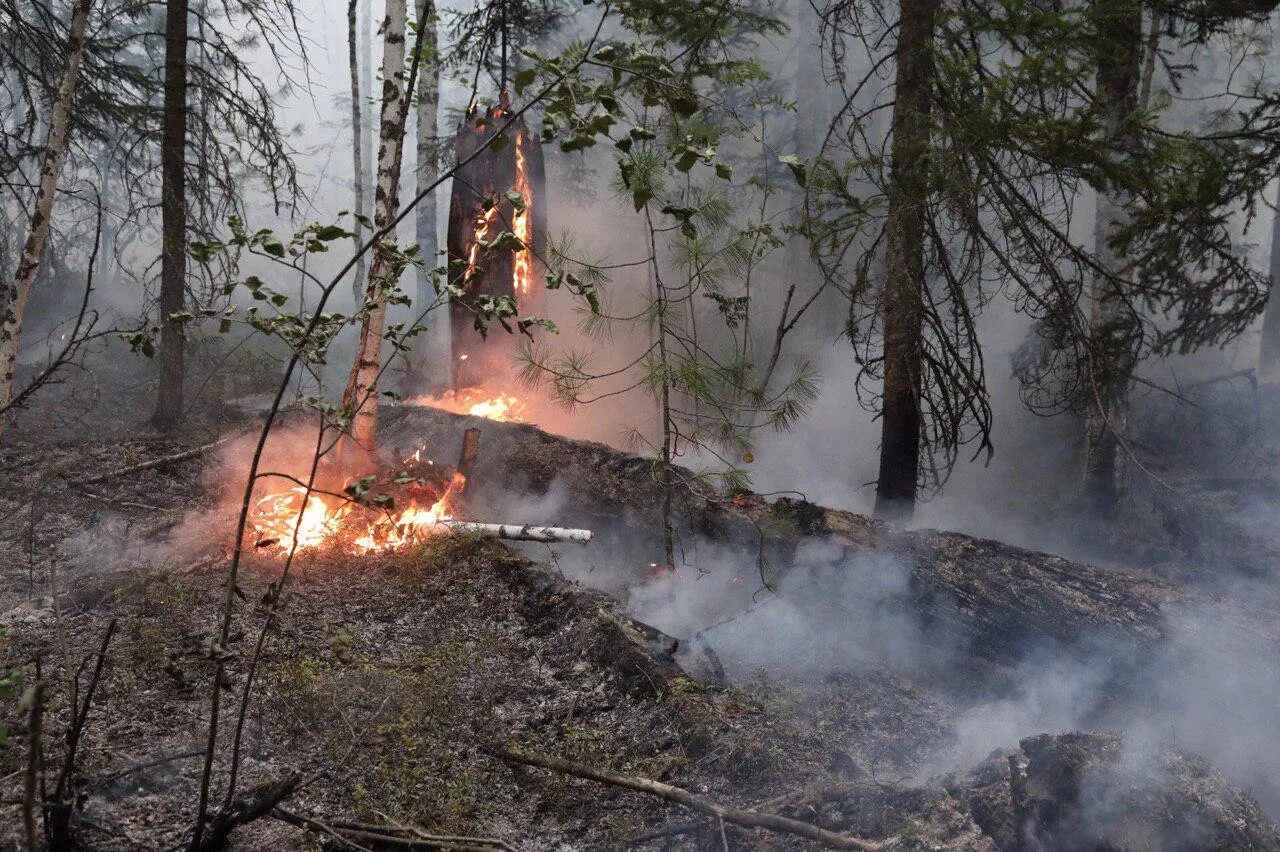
[344,0,410,456]
[790,4,836,342]
[0,0,94,437]
[348,0,368,299]
[1082,0,1143,511]
[412,0,438,384]
[152,0,189,431]
[360,0,374,243]
[872,0,938,524]
[1258,181,1280,384]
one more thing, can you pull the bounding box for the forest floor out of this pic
[1,406,1278,849]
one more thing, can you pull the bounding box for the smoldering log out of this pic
[447,92,546,390]
[440,521,593,544]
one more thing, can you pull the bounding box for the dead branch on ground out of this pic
[484,746,884,850]
[70,436,231,487]
[272,807,516,851]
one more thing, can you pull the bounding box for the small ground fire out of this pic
[249,447,464,556]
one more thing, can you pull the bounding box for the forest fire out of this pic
[407,387,528,422]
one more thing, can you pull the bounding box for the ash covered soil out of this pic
[0,406,1277,850]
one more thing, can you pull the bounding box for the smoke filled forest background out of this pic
[9,0,1280,847]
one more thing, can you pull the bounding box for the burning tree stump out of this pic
[448,92,547,390]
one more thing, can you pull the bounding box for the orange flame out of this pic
[249,451,465,556]
[512,130,534,300]
[406,388,528,423]
[465,203,500,286]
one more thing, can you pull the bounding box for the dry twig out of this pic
[272,807,515,851]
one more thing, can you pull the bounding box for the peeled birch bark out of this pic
[0,0,94,436]
[343,0,410,454]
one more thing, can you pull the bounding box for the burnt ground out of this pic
[0,405,1277,850]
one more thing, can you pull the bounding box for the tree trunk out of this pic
[872,0,938,524]
[348,0,368,301]
[0,0,94,437]
[1258,181,1280,384]
[1082,0,1143,511]
[360,0,374,264]
[412,0,439,384]
[152,0,189,431]
[343,0,410,456]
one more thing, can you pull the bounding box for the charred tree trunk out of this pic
[0,0,94,436]
[343,0,410,456]
[447,99,542,390]
[872,0,938,524]
[1082,0,1143,512]
[1258,181,1280,384]
[348,0,368,300]
[152,0,190,431]
[412,0,439,384]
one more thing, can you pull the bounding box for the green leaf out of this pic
[313,224,348,241]
[512,68,537,95]
[715,163,733,181]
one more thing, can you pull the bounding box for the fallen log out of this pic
[483,745,885,850]
[71,436,230,486]
[440,521,593,544]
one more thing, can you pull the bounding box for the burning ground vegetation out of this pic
[1,405,1279,849]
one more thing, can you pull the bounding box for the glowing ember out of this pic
[406,388,528,422]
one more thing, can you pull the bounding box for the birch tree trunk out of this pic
[412,0,439,383]
[1258,181,1280,385]
[0,0,94,436]
[152,0,190,431]
[348,0,368,300]
[1082,0,1143,511]
[343,0,410,455]
[872,0,938,524]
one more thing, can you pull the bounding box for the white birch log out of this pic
[439,521,593,544]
